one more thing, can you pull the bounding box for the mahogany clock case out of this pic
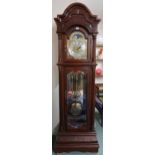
[53,3,100,152]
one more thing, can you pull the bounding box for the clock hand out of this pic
[76,46,81,50]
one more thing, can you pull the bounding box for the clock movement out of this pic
[54,3,100,152]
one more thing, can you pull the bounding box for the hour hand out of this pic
[76,46,81,50]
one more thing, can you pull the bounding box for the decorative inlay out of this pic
[75,27,80,30]
[77,9,80,14]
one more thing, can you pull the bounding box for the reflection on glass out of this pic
[67,31,87,59]
[66,71,87,128]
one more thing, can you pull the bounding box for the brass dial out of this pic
[67,31,87,59]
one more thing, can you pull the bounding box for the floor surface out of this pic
[52,110,103,155]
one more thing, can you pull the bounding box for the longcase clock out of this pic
[54,3,100,152]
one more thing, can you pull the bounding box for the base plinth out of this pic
[53,131,99,153]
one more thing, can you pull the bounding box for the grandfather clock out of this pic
[54,3,100,152]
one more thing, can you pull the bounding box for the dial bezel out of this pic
[67,31,87,59]
[63,26,92,63]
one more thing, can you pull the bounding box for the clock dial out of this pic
[67,31,87,59]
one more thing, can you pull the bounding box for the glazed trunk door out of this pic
[64,67,92,132]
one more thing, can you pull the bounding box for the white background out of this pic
[0,0,52,155]
[104,0,155,155]
[0,0,155,155]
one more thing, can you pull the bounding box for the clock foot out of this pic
[53,131,99,153]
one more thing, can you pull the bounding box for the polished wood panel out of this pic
[54,131,99,152]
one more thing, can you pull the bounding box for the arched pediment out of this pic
[54,3,100,34]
